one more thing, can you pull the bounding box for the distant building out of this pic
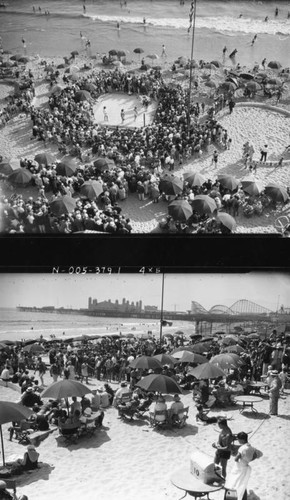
[88,297,143,313]
[144,305,159,312]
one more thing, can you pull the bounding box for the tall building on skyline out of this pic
[88,297,143,314]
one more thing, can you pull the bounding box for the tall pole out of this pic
[159,273,165,345]
[187,0,197,131]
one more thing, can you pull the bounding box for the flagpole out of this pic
[159,273,165,345]
[187,0,197,131]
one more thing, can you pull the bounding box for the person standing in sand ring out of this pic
[103,106,108,122]
[161,44,167,57]
[133,106,138,121]
[120,108,125,123]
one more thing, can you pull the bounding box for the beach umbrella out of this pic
[217,212,237,232]
[80,180,104,200]
[168,200,193,222]
[183,171,206,187]
[152,354,177,367]
[57,63,66,69]
[147,54,159,60]
[239,73,254,80]
[204,63,217,73]
[0,158,20,176]
[256,72,268,81]
[41,380,92,401]
[205,80,217,88]
[129,356,162,371]
[217,174,239,191]
[0,402,33,465]
[109,50,118,56]
[265,184,289,203]
[49,195,77,216]
[176,56,188,66]
[159,174,183,195]
[247,333,260,340]
[224,345,245,354]
[23,343,45,354]
[241,179,264,196]
[112,60,123,68]
[10,54,23,61]
[74,90,92,102]
[172,351,207,364]
[135,374,182,394]
[93,157,115,172]
[187,363,226,380]
[219,81,236,93]
[246,81,260,92]
[268,61,282,70]
[220,337,238,346]
[56,156,78,176]
[134,48,144,55]
[71,50,79,57]
[172,346,195,354]
[50,84,63,96]
[8,168,32,186]
[117,50,126,58]
[191,195,217,215]
[1,340,16,346]
[191,342,211,354]
[211,60,222,68]
[34,152,55,167]
[210,353,241,370]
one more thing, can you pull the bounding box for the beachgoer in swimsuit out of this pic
[161,44,166,57]
[229,49,237,58]
[120,108,125,123]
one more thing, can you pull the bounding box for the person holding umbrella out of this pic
[212,417,233,479]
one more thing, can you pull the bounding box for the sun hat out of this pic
[27,444,39,462]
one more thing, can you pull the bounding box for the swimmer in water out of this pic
[264,16,268,22]
[222,46,227,55]
[143,17,146,24]
[251,34,257,45]
[229,48,237,58]
[117,22,120,29]
[238,14,242,18]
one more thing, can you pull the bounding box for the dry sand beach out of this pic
[1,53,290,234]
[0,370,289,500]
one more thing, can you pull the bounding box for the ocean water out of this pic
[0,308,198,342]
[0,0,289,66]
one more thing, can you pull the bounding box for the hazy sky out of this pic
[0,273,289,311]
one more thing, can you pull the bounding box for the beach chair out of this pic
[149,409,169,429]
[172,406,189,428]
[9,421,33,444]
[4,479,18,500]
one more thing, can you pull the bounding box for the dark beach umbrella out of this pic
[147,54,159,60]
[0,402,33,465]
[71,50,79,57]
[136,374,182,394]
[210,353,241,369]
[0,158,20,176]
[134,48,144,55]
[49,195,77,216]
[217,212,237,232]
[183,171,206,187]
[1,340,16,346]
[41,380,92,400]
[10,54,23,61]
[241,179,264,196]
[8,168,32,186]
[218,174,239,191]
[211,60,222,68]
[159,174,183,195]
[191,195,217,215]
[265,184,289,203]
[172,351,207,364]
[219,81,236,93]
[246,81,260,92]
[140,64,151,71]
[129,356,162,371]
[56,156,78,176]
[247,333,260,340]
[57,63,65,69]
[80,180,104,200]
[152,354,177,367]
[93,157,115,172]
[268,61,282,70]
[239,73,254,80]
[18,56,29,64]
[109,49,118,56]
[34,152,55,167]
[168,200,192,221]
[204,63,217,73]
[187,363,226,380]
[221,335,239,345]
[74,90,92,102]
[23,343,45,354]
[117,50,126,58]
[191,342,209,354]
